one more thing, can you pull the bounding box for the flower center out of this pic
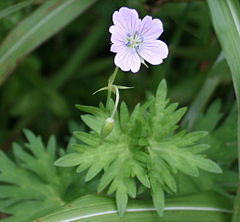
[126,32,143,50]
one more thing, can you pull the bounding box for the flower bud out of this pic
[101,117,114,138]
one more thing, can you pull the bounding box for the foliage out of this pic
[0,1,228,148]
[55,80,222,216]
[0,130,94,222]
[35,192,232,222]
[0,0,239,221]
[176,101,238,196]
[193,101,237,168]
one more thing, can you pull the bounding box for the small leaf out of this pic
[120,102,129,130]
[98,170,116,192]
[116,188,128,217]
[85,163,103,182]
[74,131,99,147]
[23,129,45,157]
[54,153,82,167]
[46,136,57,159]
[156,79,167,104]
[125,178,137,198]
[194,156,222,174]
[81,115,103,134]
[151,179,165,216]
[75,104,100,115]
[187,144,210,154]
[178,131,208,146]
[133,165,150,188]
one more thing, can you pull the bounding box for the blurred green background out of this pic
[0,0,233,149]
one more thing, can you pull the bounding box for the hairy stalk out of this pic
[106,66,119,109]
[110,86,120,119]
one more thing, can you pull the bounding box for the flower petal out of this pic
[114,48,141,73]
[139,16,163,41]
[110,43,125,53]
[110,32,126,45]
[112,7,140,35]
[139,40,168,65]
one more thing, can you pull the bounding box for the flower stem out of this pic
[110,86,120,119]
[106,66,119,109]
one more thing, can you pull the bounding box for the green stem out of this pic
[106,66,119,109]
[110,86,120,119]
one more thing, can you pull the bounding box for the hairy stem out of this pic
[106,66,119,109]
[110,86,120,119]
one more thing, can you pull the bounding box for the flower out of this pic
[109,7,169,73]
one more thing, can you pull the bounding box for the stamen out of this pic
[126,32,143,50]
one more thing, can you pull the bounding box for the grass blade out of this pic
[207,0,240,221]
[33,192,232,222]
[0,0,35,20]
[0,0,97,85]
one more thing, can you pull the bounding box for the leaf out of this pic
[55,79,222,216]
[0,0,35,20]
[155,79,167,111]
[75,104,100,115]
[73,131,100,147]
[81,114,104,134]
[85,162,103,182]
[0,132,68,222]
[194,157,222,174]
[194,103,237,167]
[150,178,165,216]
[0,0,97,85]
[34,193,232,222]
[116,188,128,217]
[207,0,240,98]
[132,163,150,188]
[120,102,129,130]
[54,153,82,167]
[206,5,240,219]
[193,100,223,132]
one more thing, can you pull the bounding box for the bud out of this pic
[101,117,114,138]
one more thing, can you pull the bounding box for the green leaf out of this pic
[116,188,128,217]
[120,102,130,130]
[74,131,100,147]
[75,104,100,115]
[207,0,240,99]
[55,79,221,216]
[194,157,222,174]
[54,153,82,167]
[0,0,35,20]
[151,178,165,216]
[0,132,68,222]
[193,100,223,132]
[85,162,103,182]
[0,0,97,85]
[81,114,104,134]
[207,4,240,220]
[194,103,237,167]
[155,79,167,110]
[34,193,232,222]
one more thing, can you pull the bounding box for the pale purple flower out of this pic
[109,7,169,73]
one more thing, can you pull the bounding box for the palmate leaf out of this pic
[0,130,85,222]
[55,80,222,216]
[175,101,238,198]
[193,101,237,167]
